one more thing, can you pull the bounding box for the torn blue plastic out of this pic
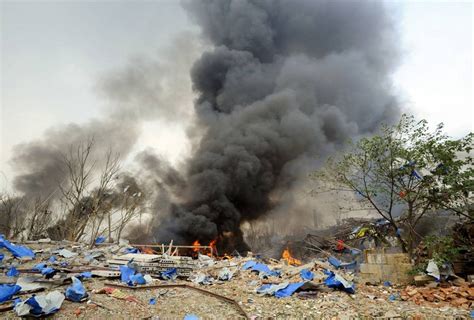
[79,271,92,279]
[60,262,68,267]
[183,314,199,320]
[411,170,422,180]
[388,294,398,301]
[66,277,87,302]
[125,247,140,254]
[324,271,355,294]
[328,256,357,269]
[275,282,305,298]
[95,236,106,244]
[129,273,146,285]
[0,235,35,258]
[300,269,314,281]
[242,260,257,270]
[0,284,21,302]
[120,265,135,284]
[48,256,56,263]
[251,263,271,274]
[350,248,361,255]
[32,263,47,271]
[6,266,19,277]
[0,253,4,261]
[161,268,177,280]
[383,281,392,287]
[149,298,156,305]
[41,267,56,277]
[256,284,272,294]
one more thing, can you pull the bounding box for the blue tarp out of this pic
[161,268,177,280]
[79,271,92,279]
[120,265,145,286]
[149,298,156,305]
[41,267,56,277]
[120,265,135,284]
[324,271,355,294]
[275,282,305,298]
[328,256,357,269]
[32,263,47,271]
[300,269,314,281]
[48,256,57,263]
[242,261,257,270]
[252,263,272,274]
[95,236,106,244]
[6,267,19,277]
[65,277,87,302]
[129,273,146,285]
[0,284,21,302]
[0,235,35,258]
[0,253,4,261]
[125,247,140,254]
[183,314,200,320]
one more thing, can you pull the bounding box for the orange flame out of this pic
[282,248,301,266]
[192,240,200,252]
[208,239,217,256]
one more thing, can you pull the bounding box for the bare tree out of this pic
[0,193,27,238]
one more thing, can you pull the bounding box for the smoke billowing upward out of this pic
[155,0,400,251]
[8,1,401,252]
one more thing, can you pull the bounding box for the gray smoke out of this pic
[155,0,400,251]
[9,33,200,199]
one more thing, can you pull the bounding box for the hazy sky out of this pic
[1,0,473,188]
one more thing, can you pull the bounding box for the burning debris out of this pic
[0,235,472,319]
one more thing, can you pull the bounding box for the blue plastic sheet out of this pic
[95,236,106,244]
[6,266,20,277]
[120,265,135,284]
[65,277,87,302]
[0,235,35,258]
[32,263,47,271]
[251,263,272,274]
[79,271,92,279]
[0,253,4,261]
[242,260,257,270]
[328,256,357,269]
[183,314,199,320]
[48,256,56,263]
[324,271,355,294]
[125,247,140,254]
[120,265,145,286]
[149,298,156,305]
[41,267,56,277]
[300,269,314,281]
[383,281,392,287]
[275,282,305,298]
[161,268,177,280]
[0,284,21,302]
[129,273,146,285]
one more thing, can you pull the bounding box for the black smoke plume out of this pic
[155,0,400,252]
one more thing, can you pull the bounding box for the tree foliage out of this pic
[313,115,473,255]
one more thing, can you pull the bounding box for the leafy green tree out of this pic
[313,115,473,256]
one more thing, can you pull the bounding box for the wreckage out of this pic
[0,227,472,319]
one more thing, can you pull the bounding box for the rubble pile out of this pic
[401,283,474,308]
[0,236,472,319]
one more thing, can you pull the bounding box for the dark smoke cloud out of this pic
[155,0,400,251]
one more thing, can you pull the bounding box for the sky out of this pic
[0,0,473,189]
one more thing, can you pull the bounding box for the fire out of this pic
[282,248,301,266]
[208,239,217,256]
[141,247,155,254]
[192,240,201,252]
